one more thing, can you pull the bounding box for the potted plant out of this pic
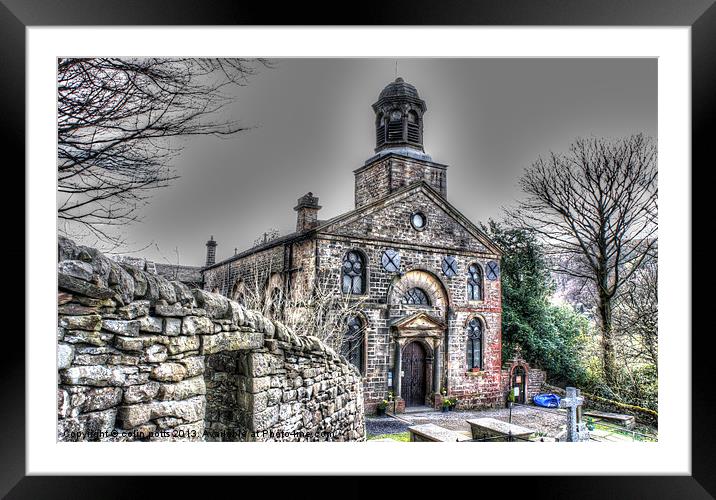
[448,397,458,411]
[376,399,388,416]
[586,417,595,431]
[442,398,451,413]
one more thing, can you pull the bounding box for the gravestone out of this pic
[559,386,590,442]
[408,423,471,442]
[467,417,535,442]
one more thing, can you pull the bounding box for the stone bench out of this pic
[583,410,635,430]
[466,418,535,441]
[408,423,472,442]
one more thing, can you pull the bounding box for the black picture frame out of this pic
[3,0,712,497]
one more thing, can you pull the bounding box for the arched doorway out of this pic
[511,365,527,404]
[401,341,427,407]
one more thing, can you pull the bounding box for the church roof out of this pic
[373,77,427,111]
[204,230,306,270]
[205,179,503,271]
[378,77,420,101]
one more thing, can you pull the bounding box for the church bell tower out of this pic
[354,77,447,208]
[372,77,427,155]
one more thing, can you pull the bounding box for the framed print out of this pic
[3,0,713,497]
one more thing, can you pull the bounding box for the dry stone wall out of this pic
[57,237,365,442]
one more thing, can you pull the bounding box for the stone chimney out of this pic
[205,236,217,267]
[294,192,321,232]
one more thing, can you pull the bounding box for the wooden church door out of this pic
[401,341,426,407]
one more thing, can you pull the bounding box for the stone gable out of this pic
[317,184,499,256]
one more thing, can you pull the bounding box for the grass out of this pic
[593,423,658,442]
[367,432,410,442]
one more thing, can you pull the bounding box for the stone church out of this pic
[202,78,506,413]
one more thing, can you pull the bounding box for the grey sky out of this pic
[109,58,656,266]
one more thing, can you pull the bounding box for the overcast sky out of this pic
[96,58,656,266]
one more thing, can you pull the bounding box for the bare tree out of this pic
[283,269,367,356]
[57,57,269,246]
[235,256,366,357]
[510,134,657,385]
[613,254,658,368]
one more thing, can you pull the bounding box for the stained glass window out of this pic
[341,316,364,373]
[442,256,458,277]
[268,287,282,319]
[466,318,483,370]
[342,251,365,294]
[486,261,500,281]
[467,263,483,301]
[381,249,400,273]
[402,287,430,306]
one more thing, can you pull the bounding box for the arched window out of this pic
[268,287,282,319]
[466,318,483,370]
[231,280,245,304]
[407,110,420,143]
[387,109,403,141]
[402,287,430,306]
[467,263,483,301]
[341,316,365,373]
[342,251,366,294]
[376,113,386,147]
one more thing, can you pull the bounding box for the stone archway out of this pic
[391,313,445,408]
[388,270,449,408]
[231,279,245,304]
[388,269,449,316]
[511,364,528,404]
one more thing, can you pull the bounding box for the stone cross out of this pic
[559,387,590,442]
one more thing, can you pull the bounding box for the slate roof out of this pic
[373,77,427,111]
[378,77,421,101]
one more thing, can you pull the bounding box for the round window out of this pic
[410,212,427,230]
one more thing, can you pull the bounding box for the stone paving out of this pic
[367,404,567,439]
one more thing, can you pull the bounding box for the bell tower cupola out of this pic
[372,77,427,155]
[355,77,447,208]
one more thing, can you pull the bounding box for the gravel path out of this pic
[367,405,566,438]
[365,415,411,436]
